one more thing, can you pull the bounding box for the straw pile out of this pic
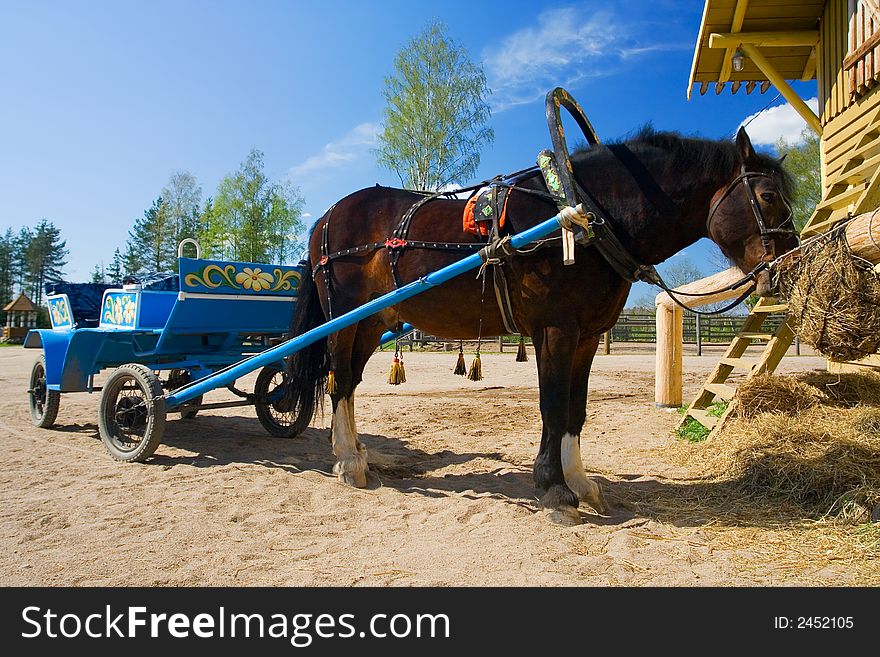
[683,372,880,522]
[777,234,880,361]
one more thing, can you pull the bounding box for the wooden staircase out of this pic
[678,296,795,437]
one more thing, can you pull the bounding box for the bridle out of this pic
[706,168,797,263]
[652,167,797,315]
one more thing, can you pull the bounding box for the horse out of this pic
[284,126,796,524]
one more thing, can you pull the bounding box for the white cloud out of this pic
[301,212,312,219]
[482,6,688,111]
[288,122,380,177]
[740,97,819,146]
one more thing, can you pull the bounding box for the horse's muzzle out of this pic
[755,269,773,297]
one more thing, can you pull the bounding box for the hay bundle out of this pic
[777,233,880,361]
[712,407,880,521]
[735,371,880,417]
[735,373,823,418]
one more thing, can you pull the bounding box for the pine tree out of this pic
[24,220,68,305]
[125,197,176,273]
[123,240,142,278]
[0,228,16,304]
[90,263,106,284]
[15,227,32,294]
[107,248,123,285]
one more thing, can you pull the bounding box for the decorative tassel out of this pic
[516,336,528,362]
[453,342,466,376]
[466,352,483,381]
[388,349,406,385]
[326,370,337,394]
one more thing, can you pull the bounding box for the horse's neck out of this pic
[572,152,725,266]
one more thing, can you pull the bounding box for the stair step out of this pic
[814,183,867,212]
[719,357,758,370]
[687,408,719,429]
[739,332,774,341]
[704,383,737,401]
[752,303,788,313]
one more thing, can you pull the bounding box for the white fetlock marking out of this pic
[331,395,368,485]
[561,433,600,504]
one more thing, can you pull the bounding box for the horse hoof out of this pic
[545,505,582,526]
[333,460,368,488]
[580,480,609,515]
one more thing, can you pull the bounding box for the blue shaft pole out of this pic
[165,209,571,408]
[379,323,414,345]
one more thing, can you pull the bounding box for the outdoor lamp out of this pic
[732,48,745,72]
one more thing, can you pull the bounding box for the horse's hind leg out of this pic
[562,335,608,514]
[328,320,384,488]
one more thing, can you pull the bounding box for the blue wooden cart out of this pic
[25,207,583,463]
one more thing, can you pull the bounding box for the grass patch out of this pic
[675,417,710,443]
[674,402,727,443]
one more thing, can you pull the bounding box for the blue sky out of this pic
[0,0,817,305]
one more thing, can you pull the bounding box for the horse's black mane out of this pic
[573,125,793,198]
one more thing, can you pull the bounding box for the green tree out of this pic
[161,171,203,248]
[123,240,142,278]
[776,128,821,232]
[15,227,32,293]
[90,263,106,284]
[107,248,123,285]
[0,228,16,303]
[375,20,494,191]
[212,150,305,263]
[125,197,176,273]
[24,219,68,305]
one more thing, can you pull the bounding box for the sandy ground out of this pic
[1,343,875,586]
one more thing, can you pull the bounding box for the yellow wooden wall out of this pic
[804,0,880,236]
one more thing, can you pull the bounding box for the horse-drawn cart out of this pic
[25,242,311,460]
[24,209,588,464]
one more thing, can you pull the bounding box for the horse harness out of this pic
[314,171,546,333]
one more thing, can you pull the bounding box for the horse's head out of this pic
[706,127,798,296]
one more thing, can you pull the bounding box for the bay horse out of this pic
[285,126,796,524]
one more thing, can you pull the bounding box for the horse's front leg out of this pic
[562,335,608,515]
[532,326,582,525]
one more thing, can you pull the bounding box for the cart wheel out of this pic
[28,355,60,428]
[168,370,202,419]
[98,364,166,462]
[254,366,300,437]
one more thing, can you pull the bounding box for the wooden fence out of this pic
[384,309,782,351]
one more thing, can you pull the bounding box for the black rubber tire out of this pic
[28,355,60,428]
[98,364,166,462]
[254,366,299,438]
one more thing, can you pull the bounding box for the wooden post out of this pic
[498,336,504,352]
[655,303,683,407]
[655,267,753,406]
[604,331,611,355]
[695,313,702,356]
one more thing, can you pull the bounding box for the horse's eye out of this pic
[760,192,776,203]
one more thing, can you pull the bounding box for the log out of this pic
[842,209,880,264]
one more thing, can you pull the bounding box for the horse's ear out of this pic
[735,126,757,165]
[777,153,787,164]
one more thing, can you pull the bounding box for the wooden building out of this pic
[689,0,880,246]
[3,293,38,341]
[672,0,880,431]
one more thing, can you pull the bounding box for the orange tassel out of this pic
[326,370,337,394]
